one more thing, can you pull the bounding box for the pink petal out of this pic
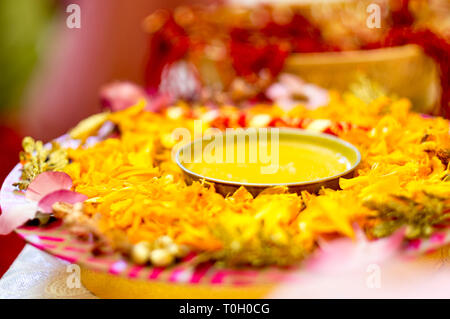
[266,83,290,101]
[279,73,305,93]
[0,201,37,235]
[306,228,404,274]
[301,84,329,109]
[100,81,148,112]
[38,190,87,214]
[146,93,173,113]
[26,171,73,202]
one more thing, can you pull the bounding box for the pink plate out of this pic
[1,139,449,288]
[1,163,291,286]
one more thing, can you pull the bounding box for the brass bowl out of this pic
[284,45,440,114]
[176,128,361,196]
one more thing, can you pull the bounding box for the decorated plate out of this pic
[2,162,290,298]
[1,93,449,298]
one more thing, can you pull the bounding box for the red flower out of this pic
[230,40,288,78]
[390,0,414,27]
[261,14,329,53]
[229,13,330,80]
[145,16,190,89]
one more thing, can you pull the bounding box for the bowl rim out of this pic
[175,127,361,188]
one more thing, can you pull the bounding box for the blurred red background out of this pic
[0,126,24,277]
[0,0,195,277]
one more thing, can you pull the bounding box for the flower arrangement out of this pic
[2,85,448,269]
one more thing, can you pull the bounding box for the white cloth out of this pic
[2,245,450,298]
[0,244,96,299]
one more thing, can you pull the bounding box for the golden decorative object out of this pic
[284,44,441,114]
[80,267,274,299]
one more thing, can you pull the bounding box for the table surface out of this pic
[2,244,450,298]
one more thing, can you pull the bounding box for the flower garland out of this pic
[6,90,448,268]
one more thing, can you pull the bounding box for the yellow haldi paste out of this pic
[185,139,351,184]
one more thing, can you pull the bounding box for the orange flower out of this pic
[62,94,449,265]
